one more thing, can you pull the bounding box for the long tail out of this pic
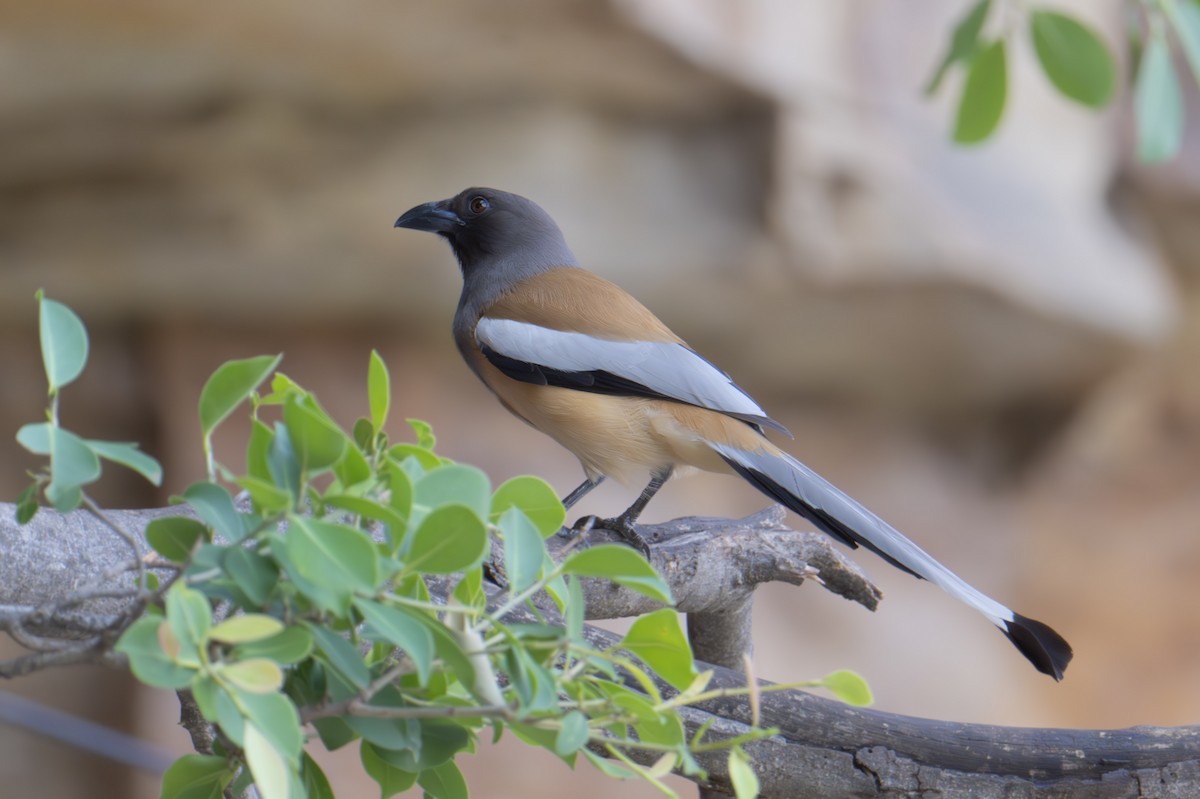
[711,441,1073,680]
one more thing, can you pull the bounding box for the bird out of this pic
[394,187,1073,680]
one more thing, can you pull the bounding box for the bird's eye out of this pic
[469,196,490,215]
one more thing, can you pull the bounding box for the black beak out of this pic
[394,199,463,233]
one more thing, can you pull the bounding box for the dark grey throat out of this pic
[448,219,580,331]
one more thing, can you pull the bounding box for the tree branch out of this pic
[2,502,1198,797]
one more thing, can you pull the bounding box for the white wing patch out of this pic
[475,317,786,433]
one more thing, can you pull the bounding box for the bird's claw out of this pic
[570,514,651,559]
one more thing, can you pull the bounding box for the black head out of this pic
[394,187,578,279]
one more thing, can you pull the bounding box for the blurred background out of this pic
[2,0,1199,795]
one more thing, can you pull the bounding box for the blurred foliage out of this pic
[929,0,1200,162]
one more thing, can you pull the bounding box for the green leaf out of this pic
[345,691,421,750]
[619,608,697,691]
[417,760,468,799]
[561,545,673,604]
[728,749,760,799]
[451,568,485,611]
[266,422,301,499]
[222,548,278,607]
[286,516,381,604]
[182,481,254,542]
[206,680,246,747]
[354,417,376,452]
[84,440,162,486]
[235,475,293,515]
[582,749,639,780]
[283,394,346,473]
[208,614,285,644]
[232,626,313,665]
[594,682,682,747]
[334,443,372,489]
[954,39,1007,144]
[38,294,89,392]
[246,418,274,482]
[361,742,419,798]
[219,658,284,694]
[407,418,436,450]
[821,669,873,706]
[166,582,213,652]
[369,350,391,431]
[1030,9,1116,107]
[300,753,336,799]
[414,464,490,525]
[387,460,414,529]
[244,723,290,799]
[925,0,991,94]
[21,425,102,511]
[419,618,476,692]
[305,622,371,689]
[355,600,434,685]
[15,422,51,455]
[405,504,489,574]
[260,372,306,405]
[48,427,102,506]
[389,444,441,473]
[115,617,196,689]
[498,507,545,593]
[323,494,408,537]
[1135,27,1184,163]
[566,576,584,642]
[555,711,590,757]
[159,754,233,799]
[1169,0,1200,85]
[371,721,471,773]
[490,476,565,537]
[145,516,208,563]
[15,483,39,525]
[198,354,281,438]
[238,690,303,762]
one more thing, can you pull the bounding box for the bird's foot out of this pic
[569,514,651,559]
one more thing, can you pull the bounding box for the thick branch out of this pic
[2,502,1199,797]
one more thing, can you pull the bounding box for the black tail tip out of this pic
[1003,613,1073,681]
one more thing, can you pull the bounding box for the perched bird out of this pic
[394,187,1073,680]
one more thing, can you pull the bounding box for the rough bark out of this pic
[2,501,1198,798]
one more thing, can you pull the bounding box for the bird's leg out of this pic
[574,468,673,557]
[561,474,605,510]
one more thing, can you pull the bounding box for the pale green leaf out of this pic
[1169,0,1200,85]
[38,295,89,392]
[85,439,162,486]
[619,608,697,691]
[954,39,1007,144]
[405,504,488,574]
[1030,9,1116,107]
[208,614,285,644]
[244,723,290,799]
[219,658,284,694]
[490,476,565,537]
[1135,28,1184,163]
[499,507,546,593]
[728,749,760,799]
[821,669,874,706]
[283,394,346,473]
[926,0,991,94]
[159,754,233,799]
[369,349,391,431]
[198,354,281,438]
[561,545,673,604]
